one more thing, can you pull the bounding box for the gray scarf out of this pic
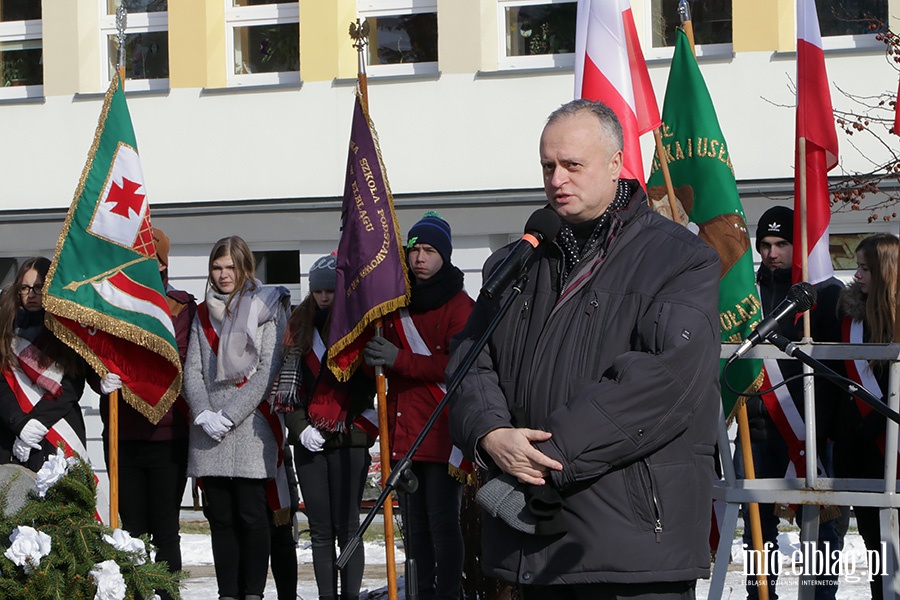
[205,281,290,383]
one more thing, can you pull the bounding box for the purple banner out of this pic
[327,94,410,381]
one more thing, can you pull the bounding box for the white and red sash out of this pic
[304,329,379,438]
[393,308,472,481]
[759,359,825,480]
[759,359,837,521]
[12,333,64,400]
[842,316,900,471]
[3,365,108,522]
[198,303,292,520]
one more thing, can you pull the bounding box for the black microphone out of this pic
[480,208,561,299]
[727,282,817,363]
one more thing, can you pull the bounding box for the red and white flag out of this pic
[575,0,660,186]
[894,76,900,137]
[793,0,839,285]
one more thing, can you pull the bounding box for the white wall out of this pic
[1,48,895,212]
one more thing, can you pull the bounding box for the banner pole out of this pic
[107,4,129,530]
[350,19,399,600]
[799,137,812,339]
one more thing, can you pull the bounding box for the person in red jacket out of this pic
[364,212,474,600]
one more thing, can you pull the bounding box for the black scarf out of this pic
[409,262,465,313]
[557,179,632,282]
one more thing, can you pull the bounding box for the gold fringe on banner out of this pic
[44,77,119,292]
[727,367,766,425]
[327,88,411,382]
[44,309,182,425]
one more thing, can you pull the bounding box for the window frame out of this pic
[640,0,732,60]
[814,0,889,48]
[358,0,439,77]
[496,0,576,71]
[99,5,170,92]
[225,1,300,87]
[0,17,42,100]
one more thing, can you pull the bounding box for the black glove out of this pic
[364,336,399,368]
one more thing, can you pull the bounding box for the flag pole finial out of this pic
[349,18,371,107]
[115,5,128,79]
[677,0,692,23]
[677,0,696,52]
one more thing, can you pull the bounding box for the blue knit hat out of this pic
[407,211,452,264]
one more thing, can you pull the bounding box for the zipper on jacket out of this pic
[504,299,530,380]
[641,458,663,542]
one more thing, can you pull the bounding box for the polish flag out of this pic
[575,0,660,186]
[793,0,838,285]
[894,76,900,137]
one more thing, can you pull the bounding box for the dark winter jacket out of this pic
[0,313,87,471]
[744,266,843,442]
[449,181,721,585]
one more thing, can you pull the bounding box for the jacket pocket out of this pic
[624,459,663,538]
[500,297,531,377]
[577,290,609,379]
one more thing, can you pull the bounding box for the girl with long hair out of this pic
[272,254,376,600]
[183,236,290,600]
[836,232,900,600]
[0,257,86,471]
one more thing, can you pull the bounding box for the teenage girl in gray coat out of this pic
[183,236,289,600]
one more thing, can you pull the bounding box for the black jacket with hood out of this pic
[448,181,721,585]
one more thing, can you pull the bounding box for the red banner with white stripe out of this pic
[575,0,660,186]
[793,0,839,286]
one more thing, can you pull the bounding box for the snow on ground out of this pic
[178,530,883,599]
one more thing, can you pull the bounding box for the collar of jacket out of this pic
[756,264,792,287]
[552,179,646,310]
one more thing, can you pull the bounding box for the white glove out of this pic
[12,437,38,462]
[194,410,233,442]
[299,426,326,453]
[19,419,48,447]
[100,372,123,395]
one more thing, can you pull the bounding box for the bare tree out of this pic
[830,19,900,222]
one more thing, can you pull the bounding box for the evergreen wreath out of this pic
[0,450,184,599]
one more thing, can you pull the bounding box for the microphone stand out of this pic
[336,270,530,572]
[767,332,900,425]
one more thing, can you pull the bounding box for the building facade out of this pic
[1,0,898,487]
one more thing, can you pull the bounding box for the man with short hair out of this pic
[735,206,844,600]
[449,99,721,599]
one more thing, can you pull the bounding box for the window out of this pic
[816,0,887,37]
[226,0,299,86]
[254,249,301,303]
[254,250,300,285]
[0,258,18,288]
[649,0,731,50]
[359,0,438,76]
[499,0,576,69]
[0,0,41,98]
[100,0,169,91]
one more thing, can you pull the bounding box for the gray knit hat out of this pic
[308,254,337,292]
